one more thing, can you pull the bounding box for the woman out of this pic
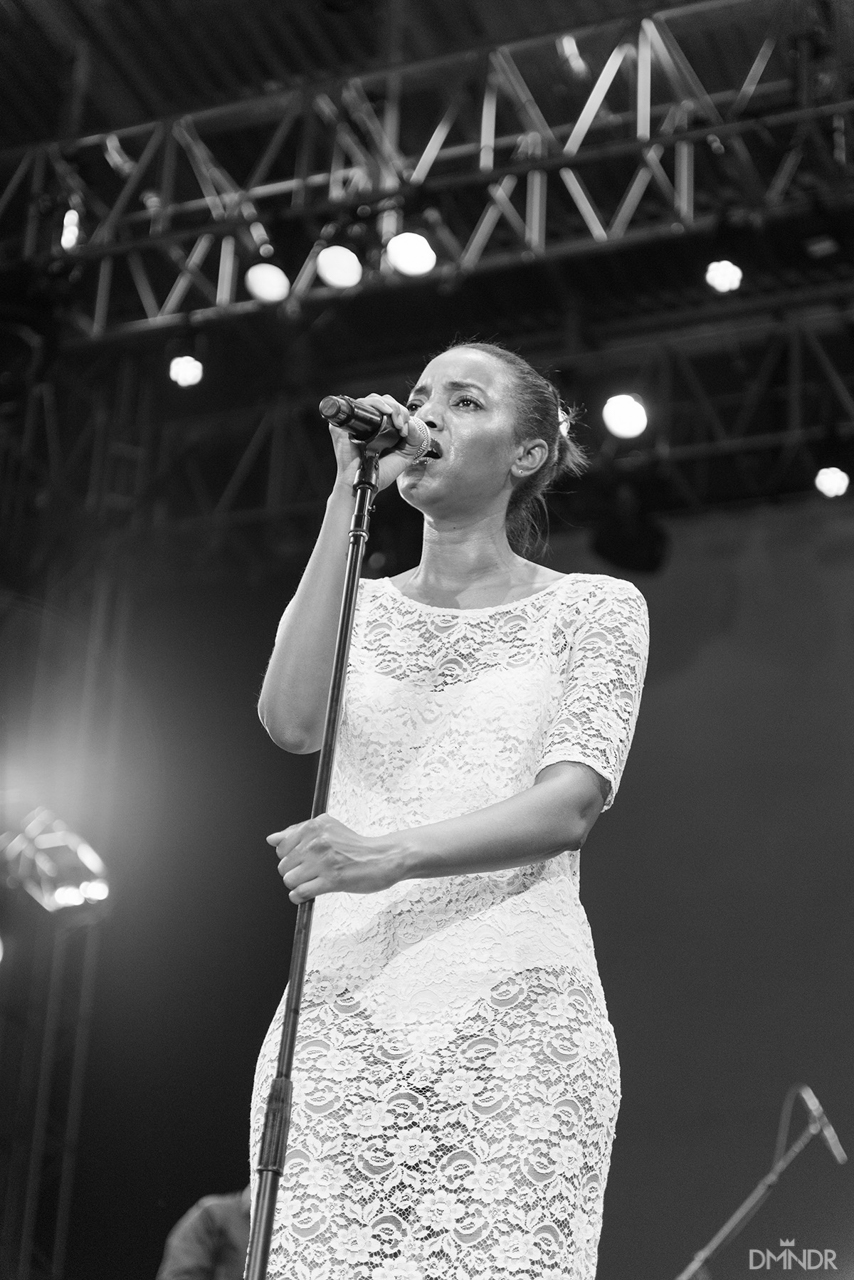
[251,342,648,1279]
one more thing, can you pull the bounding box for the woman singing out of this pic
[252,342,649,1279]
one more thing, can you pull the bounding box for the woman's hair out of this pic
[444,341,586,557]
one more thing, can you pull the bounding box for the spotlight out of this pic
[814,466,850,498]
[316,245,363,289]
[602,394,648,439]
[244,262,291,303]
[61,208,81,251]
[1,808,109,913]
[385,232,436,277]
[169,354,204,387]
[705,259,743,293]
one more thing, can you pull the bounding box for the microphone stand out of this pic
[671,1084,847,1280]
[246,441,382,1280]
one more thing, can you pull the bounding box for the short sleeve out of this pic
[538,577,649,809]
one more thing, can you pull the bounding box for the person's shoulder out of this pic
[554,571,646,607]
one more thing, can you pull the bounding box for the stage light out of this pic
[245,262,291,303]
[169,354,204,387]
[61,209,80,250]
[0,808,109,913]
[705,259,743,292]
[814,466,850,498]
[54,885,86,908]
[317,245,363,289]
[80,879,110,902]
[385,232,436,277]
[602,394,648,439]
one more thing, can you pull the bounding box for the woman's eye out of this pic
[406,402,422,414]
[455,396,480,409]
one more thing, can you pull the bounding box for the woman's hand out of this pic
[267,814,402,903]
[330,394,421,494]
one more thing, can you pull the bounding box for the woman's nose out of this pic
[416,402,442,429]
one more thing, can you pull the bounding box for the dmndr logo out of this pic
[749,1240,838,1271]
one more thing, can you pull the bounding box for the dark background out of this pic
[7,489,849,1279]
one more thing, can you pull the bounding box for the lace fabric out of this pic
[251,573,649,1280]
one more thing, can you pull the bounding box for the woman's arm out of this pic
[257,399,418,753]
[269,761,609,902]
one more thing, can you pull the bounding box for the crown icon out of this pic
[780,1240,795,1248]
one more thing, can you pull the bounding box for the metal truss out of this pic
[571,317,854,514]
[2,309,852,588]
[1,0,853,339]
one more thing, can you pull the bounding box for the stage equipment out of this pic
[5,0,852,340]
[705,259,743,292]
[245,416,434,1278]
[245,263,291,303]
[316,245,363,289]
[602,394,648,439]
[671,1083,847,1280]
[1,808,109,914]
[385,231,437,277]
[0,802,109,1279]
[814,465,849,496]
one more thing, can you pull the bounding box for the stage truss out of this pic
[0,0,852,339]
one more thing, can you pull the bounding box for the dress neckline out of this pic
[378,573,571,615]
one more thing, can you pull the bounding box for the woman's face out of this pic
[396,347,523,522]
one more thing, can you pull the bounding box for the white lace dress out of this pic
[251,573,649,1280]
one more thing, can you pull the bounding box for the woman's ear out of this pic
[511,437,549,479]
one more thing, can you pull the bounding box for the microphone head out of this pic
[319,395,351,425]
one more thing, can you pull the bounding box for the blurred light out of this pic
[814,465,850,498]
[385,232,436,277]
[602,394,648,439]
[81,879,110,902]
[54,885,85,908]
[705,259,743,292]
[1,808,109,912]
[317,245,363,289]
[804,234,840,260]
[0,935,4,964]
[61,209,80,250]
[556,34,590,78]
[169,354,204,387]
[245,262,291,303]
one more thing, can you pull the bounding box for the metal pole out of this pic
[51,922,101,1278]
[17,923,69,1280]
[245,445,380,1280]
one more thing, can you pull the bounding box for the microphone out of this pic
[799,1085,848,1164]
[318,395,441,461]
